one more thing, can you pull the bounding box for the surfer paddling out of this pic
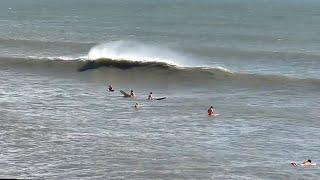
[301,159,313,166]
[291,159,316,167]
[207,106,218,116]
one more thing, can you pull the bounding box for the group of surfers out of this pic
[108,84,316,167]
[109,85,153,99]
[108,84,218,116]
[108,85,159,108]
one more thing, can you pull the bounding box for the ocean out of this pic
[0,0,319,179]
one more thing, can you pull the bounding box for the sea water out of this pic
[0,0,319,179]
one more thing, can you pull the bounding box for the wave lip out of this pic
[87,41,186,66]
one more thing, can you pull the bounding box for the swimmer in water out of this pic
[108,84,114,92]
[134,103,142,109]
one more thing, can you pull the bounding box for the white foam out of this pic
[26,40,233,73]
[87,40,188,66]
[27,55,86,61]
[200,66,233,73]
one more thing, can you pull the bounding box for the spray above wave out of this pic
[84,41,232,71]
[87,40,191,66]
[27,55,86,61]
[1,40,318,88]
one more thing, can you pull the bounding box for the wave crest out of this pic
[87,41,190,66]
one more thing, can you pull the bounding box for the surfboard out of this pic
[155,97,166,100]
[209,113,220,117]
[120,90,131,97]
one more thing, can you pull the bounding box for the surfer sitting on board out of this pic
[207,106,217,116]
[130,90,135,97]
[147,92,154,100]
[108,85,114,92]
[291,159,315,167]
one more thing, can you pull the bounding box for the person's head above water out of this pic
[150,92,152,94]
[210,106,213,108]
[131,90,133,93]
[307,159,312,163]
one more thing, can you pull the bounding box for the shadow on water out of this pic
[78,58,174,72]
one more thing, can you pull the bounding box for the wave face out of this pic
[1,55,319,91]
[78,58,176,71]
[87,41,194,67]
[76,58,320,90]
[0,40,319,90]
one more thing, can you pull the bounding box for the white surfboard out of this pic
[209,113,220,117]
[120,90,131,97]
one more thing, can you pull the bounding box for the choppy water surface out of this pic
[0,0,320,179]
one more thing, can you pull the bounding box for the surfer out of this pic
[302,159,313,166]
[147,92,154,100]
[108,85,114,92]
[291,159,314,167]
[134,103,141,109]
[130,90,135,97]
[207,106,216,116]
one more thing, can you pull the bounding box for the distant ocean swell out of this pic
[2,38,320,62]
[0,56,319,89]
[0,37,94,47]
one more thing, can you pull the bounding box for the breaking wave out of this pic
[0,40,319,89]
[1,55,319,89]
